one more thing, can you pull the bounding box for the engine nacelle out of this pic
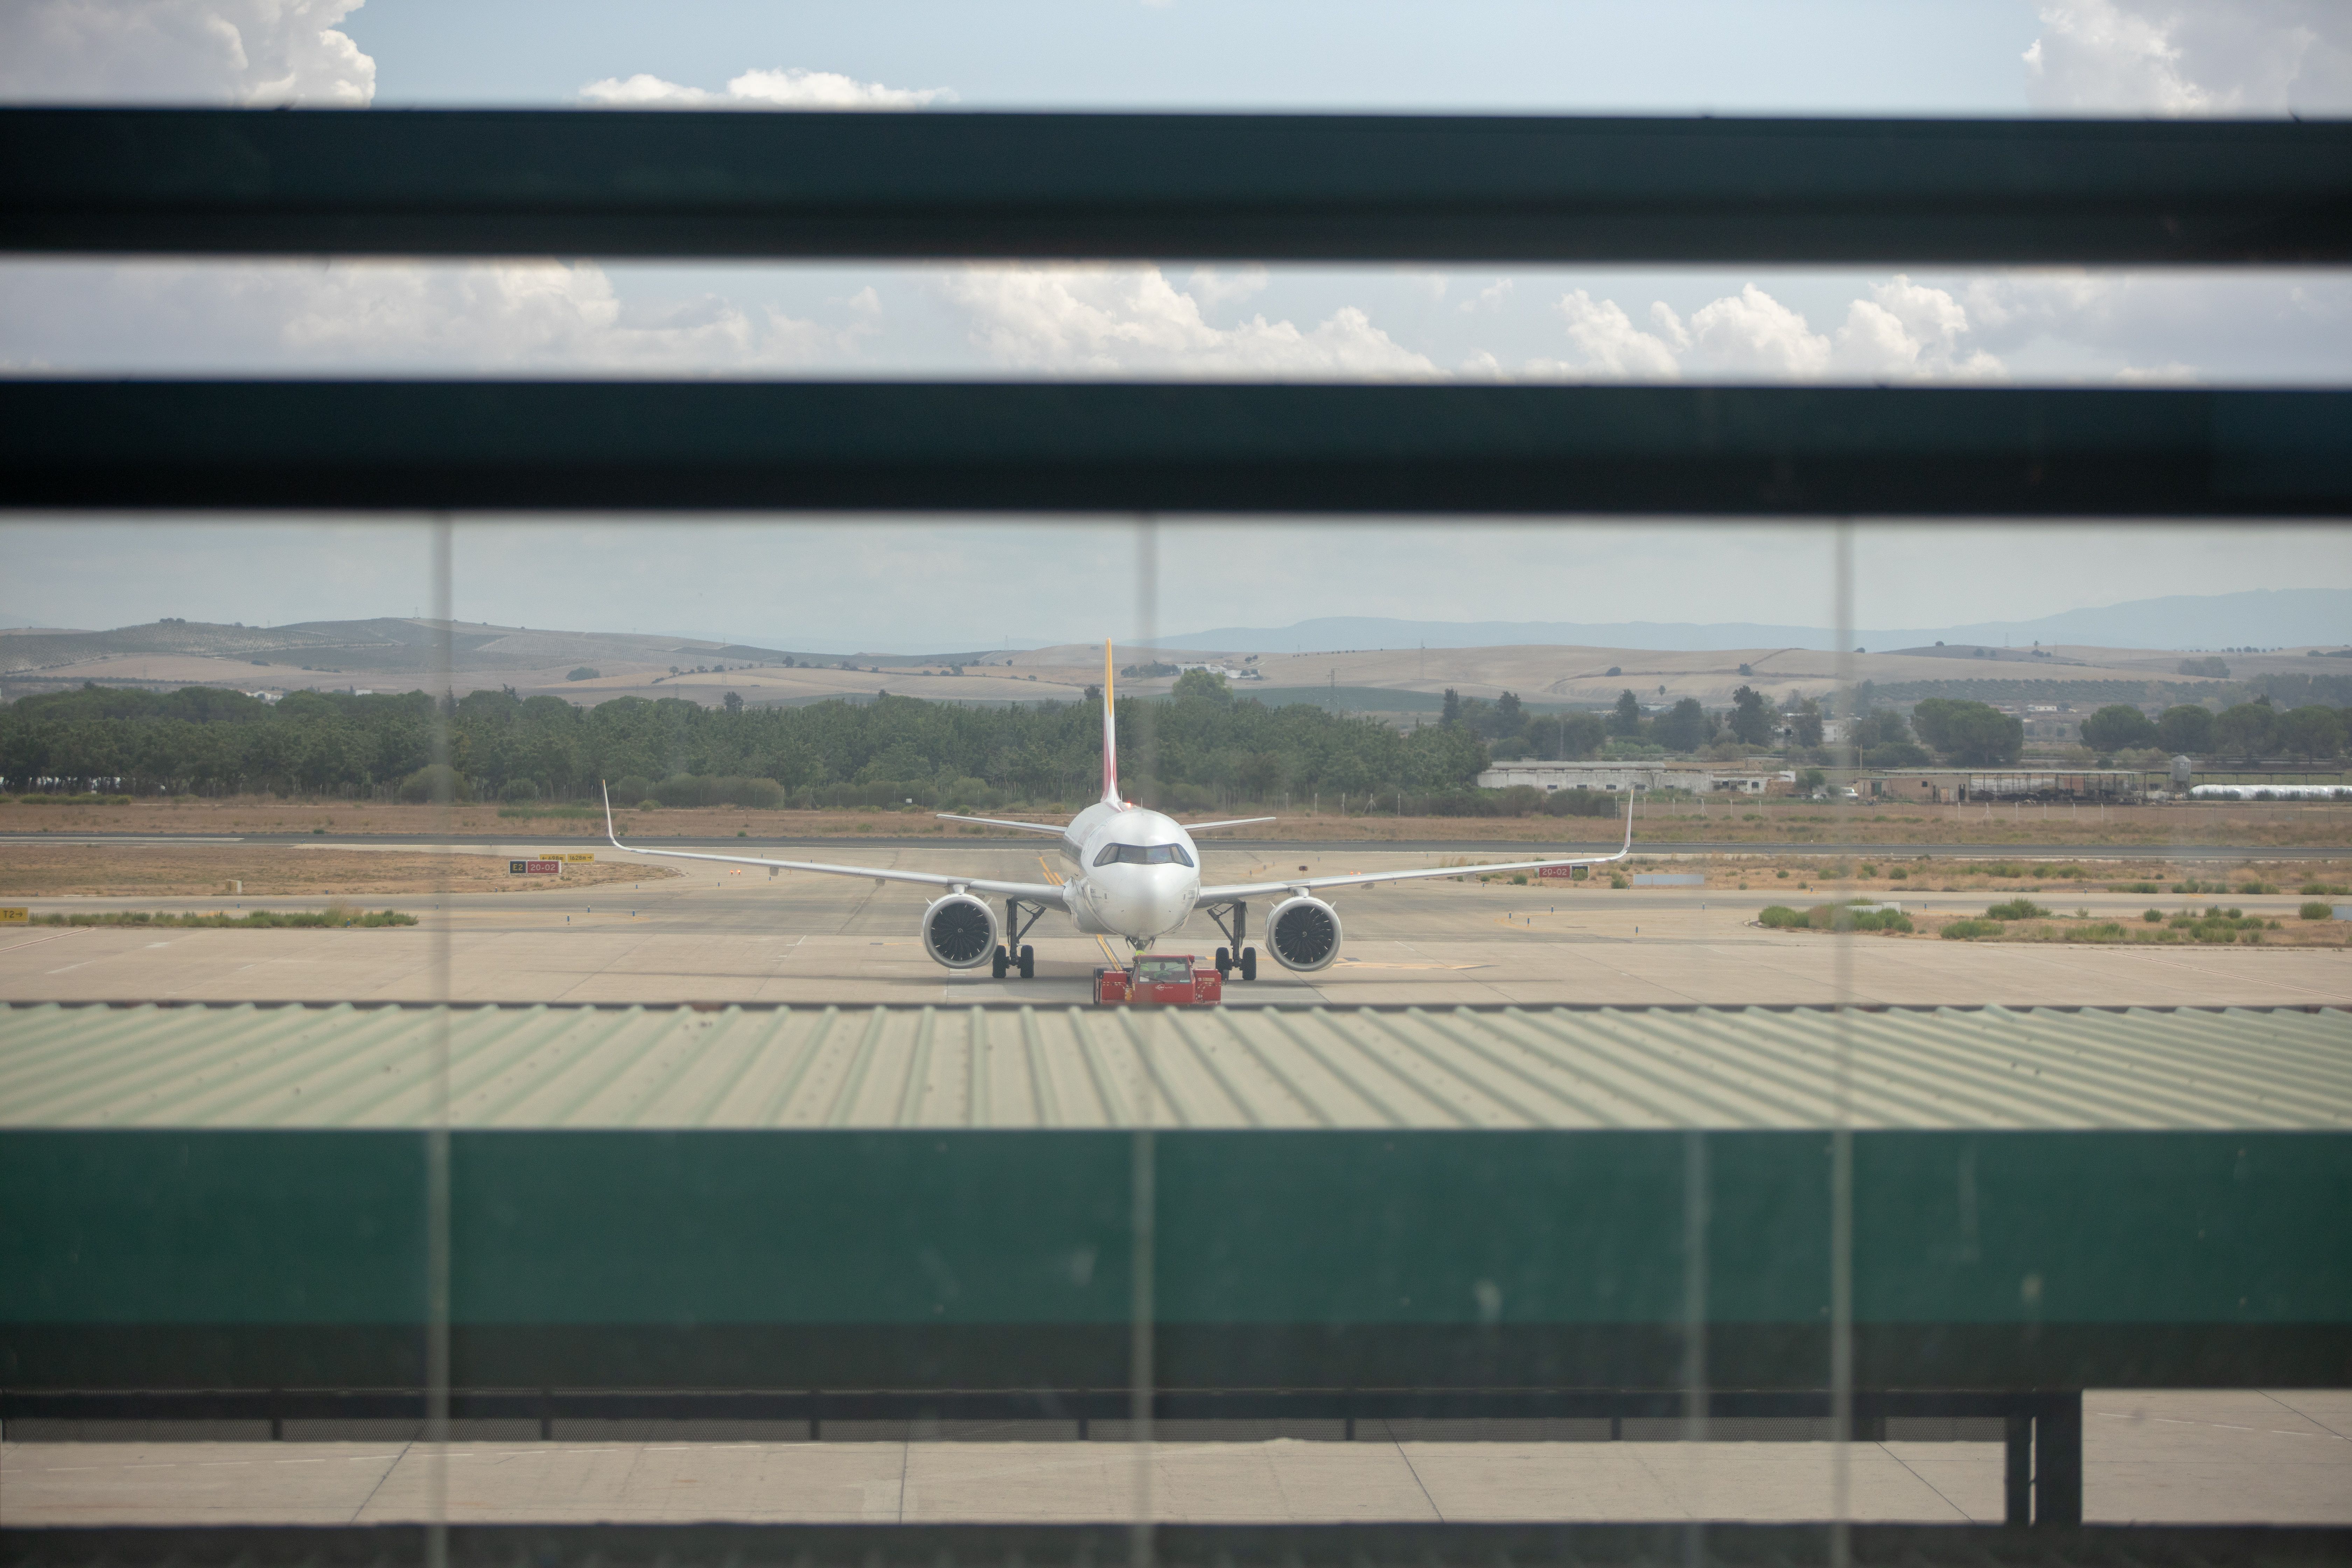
[922,893,1000,969]
[1266,895,1343,972]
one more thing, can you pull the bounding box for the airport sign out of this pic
[510,860,561,875]
[0,907,27,923]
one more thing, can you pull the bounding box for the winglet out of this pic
[602,779,626,851]
[1623,788,1636,853]
[1102,638,1121,806]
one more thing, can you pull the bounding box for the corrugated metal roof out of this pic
[3,1003,2345,1130]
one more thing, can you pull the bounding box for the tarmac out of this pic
[4,1392,2346,1525]
[1,843,2345,1006]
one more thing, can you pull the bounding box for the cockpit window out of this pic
[1092,841,1195,868]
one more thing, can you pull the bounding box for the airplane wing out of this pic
[1180,816,1277,832]
[1194,796,1634,904]
[935,813,1067,836]
[605,785,1067,903]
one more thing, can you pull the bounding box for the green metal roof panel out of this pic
[2,1003,2345,1131]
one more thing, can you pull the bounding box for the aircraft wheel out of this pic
[1214,946,1232,976]
[1240,947,1257,982]
[991,947,1009,979]
[1018,945,1035,979]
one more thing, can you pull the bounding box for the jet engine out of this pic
[1266,895,1342,972]
[922,893,1000,969]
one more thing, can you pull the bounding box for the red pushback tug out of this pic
[1094,953,1223,1006]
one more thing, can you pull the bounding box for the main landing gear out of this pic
[1205,901,1258,981]
[994,897,1044,980]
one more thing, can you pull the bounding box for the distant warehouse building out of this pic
[1477,761,1791,794]
[1868,768,2143,804]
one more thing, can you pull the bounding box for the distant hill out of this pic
[1145,589,2352,655]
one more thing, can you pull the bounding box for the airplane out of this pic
[601,641,1634,981]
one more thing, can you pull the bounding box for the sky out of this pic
[1,1,2347,651]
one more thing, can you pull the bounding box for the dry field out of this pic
[3,795,2350,851]
[0,846,679,898]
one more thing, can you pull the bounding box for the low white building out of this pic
[1477,761,1702,792]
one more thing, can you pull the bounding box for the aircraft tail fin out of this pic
[1102,639,1122,805]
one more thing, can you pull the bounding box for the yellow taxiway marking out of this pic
[1038,854,1124,967]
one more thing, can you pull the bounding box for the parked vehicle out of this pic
[1096,954,1223,1006]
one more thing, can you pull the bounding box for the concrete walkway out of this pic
[6,1393,2345,1526]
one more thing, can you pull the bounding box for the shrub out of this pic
[1609,873,1628,889]
[498,778,540,804]
[1985,898,2051,921]
[2144,908,2164,923]
[2298,883,2349,896]
[1541,788,1617,817]
[2115,882,2162,894]
[2238,881,2280,895]
[649,774,788,810]
[2303,901,2336,920]
[1759,905,1806,927]
[397,764,467,804]
[1889,867,1907,880]
[610,775,652,805]
[2064,922,2128,943]
[1941,919,2001,939]
[1511,874,1527,885]
[566,666,600,681]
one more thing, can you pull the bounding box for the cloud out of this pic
[1526,278,2004,383]
[1183,266,1271,308]
[1552,290,1681,378]
[1459,278,1516,314]
[0,0,374,104]
[2023,0,2352,114]
[938,265,1440,377]
[577,66,953,109]
[0,260,878,374]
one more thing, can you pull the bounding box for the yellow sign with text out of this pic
[0,908,29,923]
[539,853,596,862]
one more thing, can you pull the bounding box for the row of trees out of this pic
[1447,685,1784,760]
[2079,701,2350,762]
[0,677,1492,807]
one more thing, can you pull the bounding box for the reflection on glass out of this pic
[0,515,2346,1540]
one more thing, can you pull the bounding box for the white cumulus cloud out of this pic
[0,0,374,105]
[939,266,1439,377]
[2023,0,2352,114]
[1552,290,1681,379]
[577,67,954,109]
[1527,279,2003,383]
[0,261,878,374]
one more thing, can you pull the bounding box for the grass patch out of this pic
[26,906,417,928]
[15,793,131,806]
[1985,898,2052,921]
[496,804,605,820]
[2302,901,2338,920]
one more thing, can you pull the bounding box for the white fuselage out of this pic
[1054,800,1201,946]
